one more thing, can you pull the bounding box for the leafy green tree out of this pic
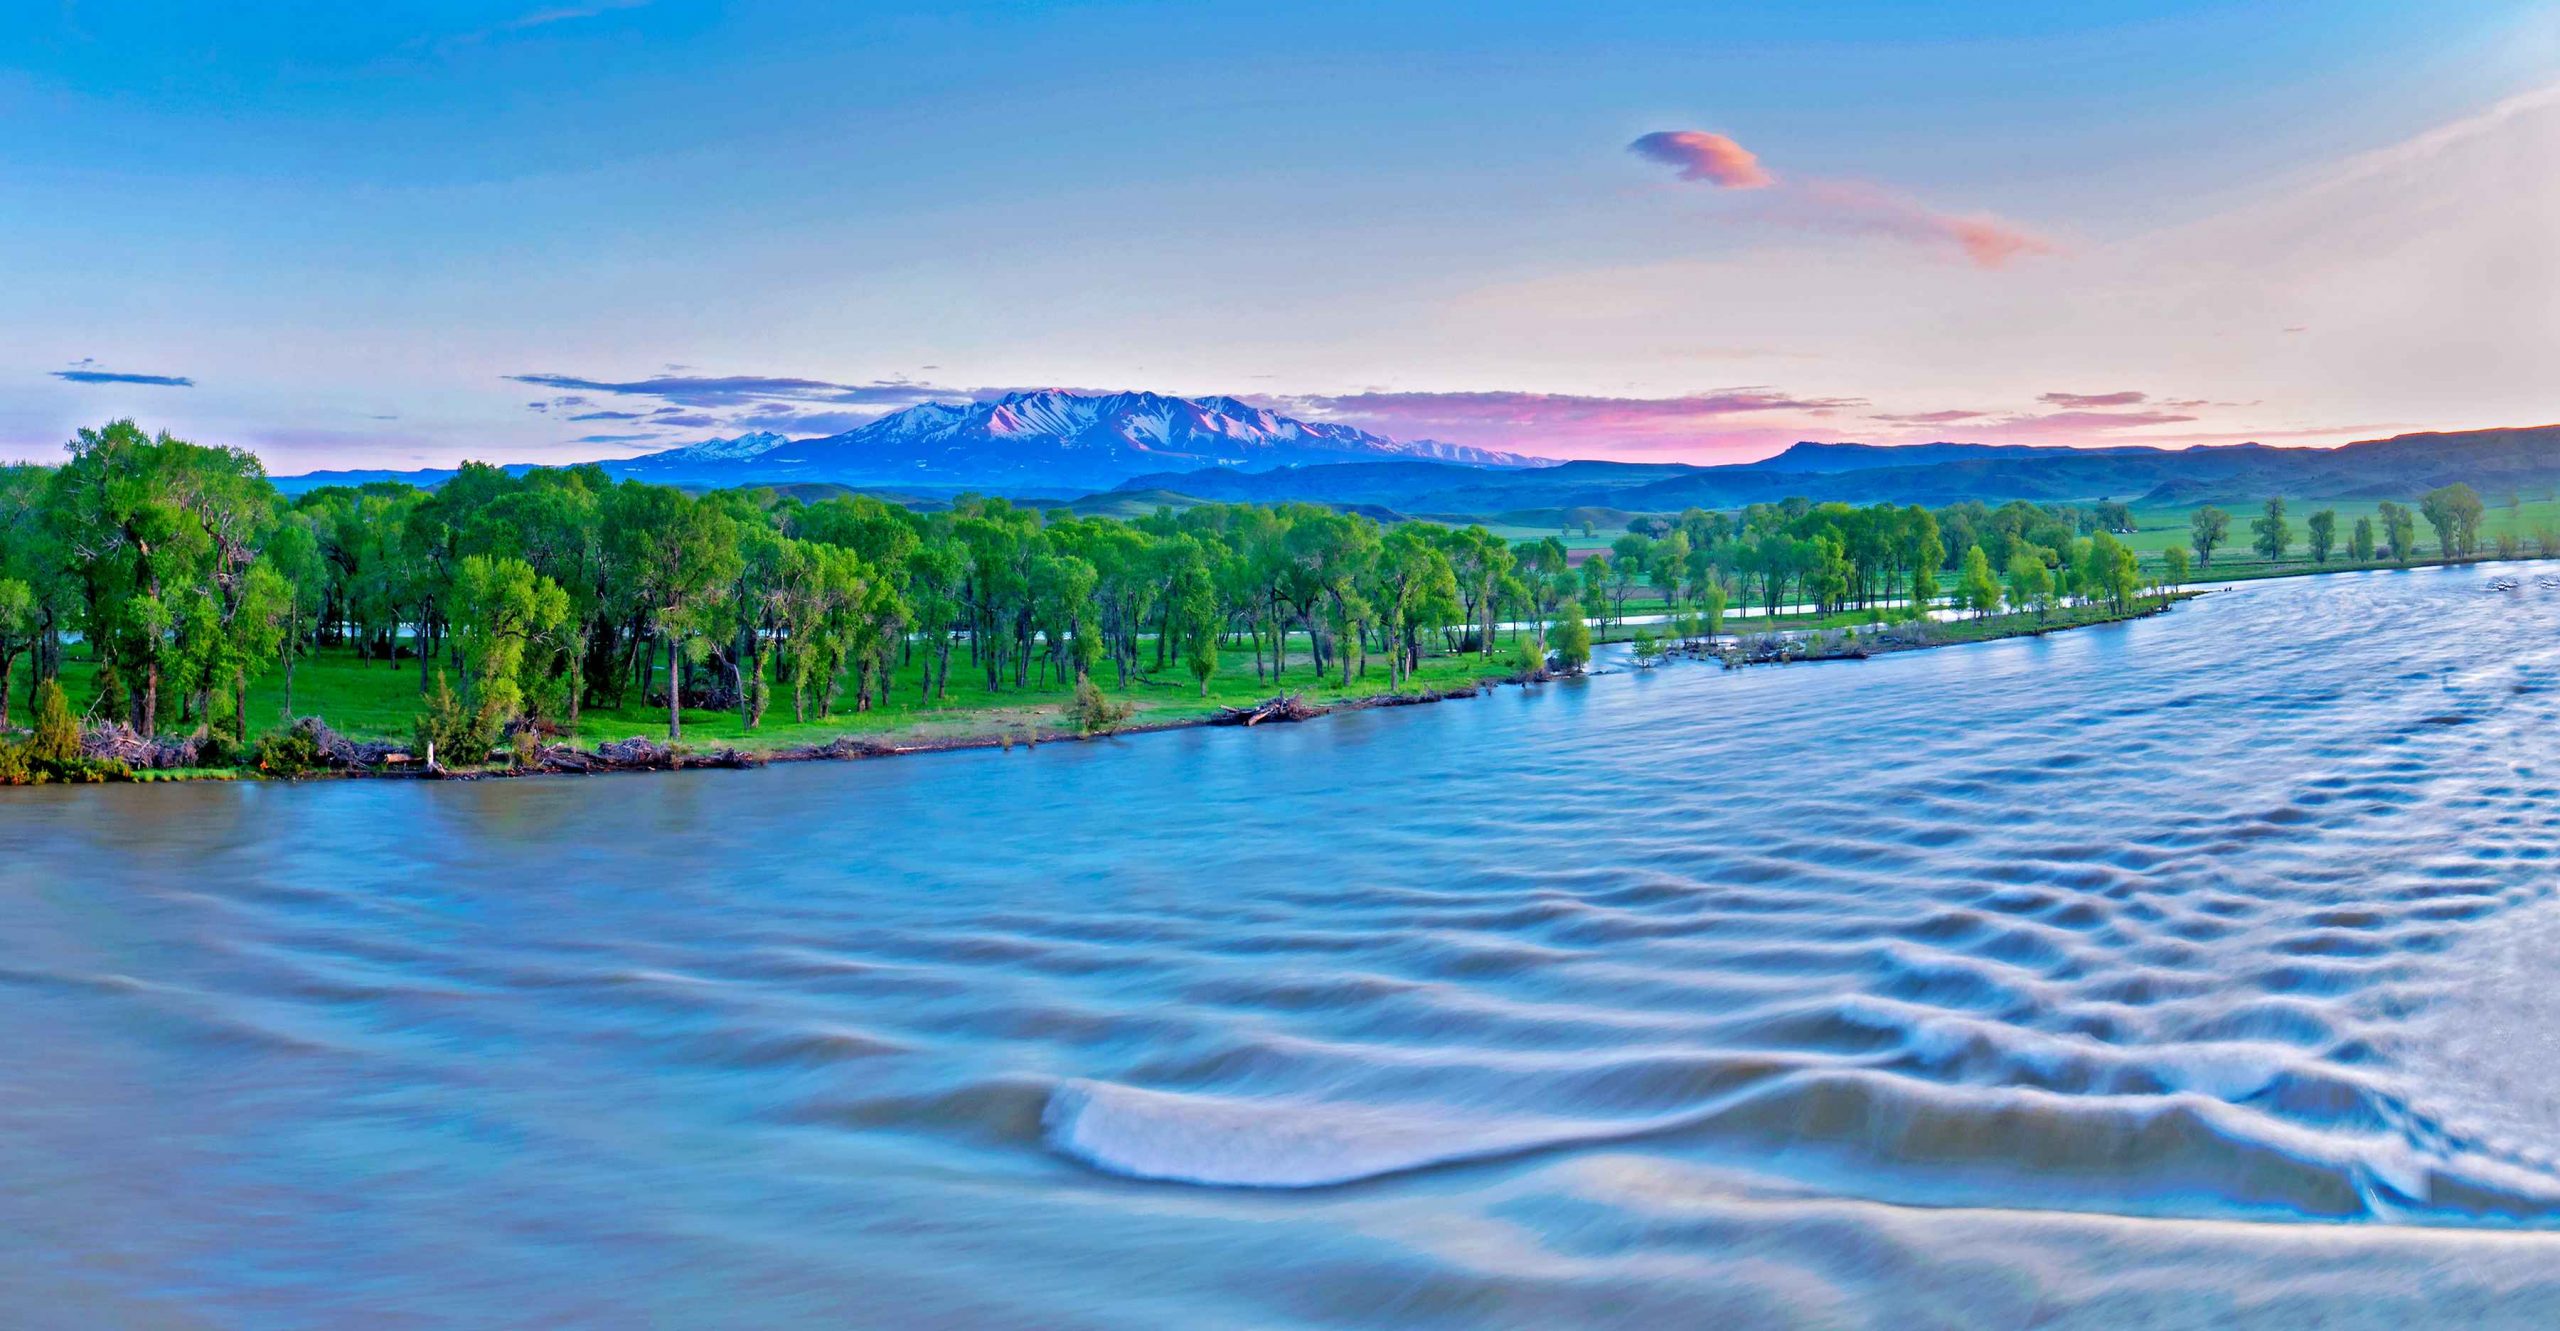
[2250,497,2291,561]
[2420,483,2484,559]
[2349,516,2377,563]
[1577,554,1610,634]
[610,487,743,738]
[2077,530,2141,613]
[2377,500,2417,565]
[2189,506,2230,568]
[49,422,208,735]
[2005,550,2053,620]
[0,578,31,730]
[1958,544,2001,618]
[1648,531,1688,609]
[2306,508,2337,564]
[452,555,573,741]
[2161,544,2191,587]
[1552,599,1592,673]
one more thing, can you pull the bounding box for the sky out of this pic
[3,0,2558,472]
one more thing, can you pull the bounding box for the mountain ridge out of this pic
[609,389,1553,490]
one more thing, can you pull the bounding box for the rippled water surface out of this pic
[11,567,2560,1328]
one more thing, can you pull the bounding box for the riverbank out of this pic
[1,588,2208,786]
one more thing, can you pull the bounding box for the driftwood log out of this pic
[1211,694,1320,726]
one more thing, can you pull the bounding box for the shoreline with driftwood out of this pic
[14,592,2208,787]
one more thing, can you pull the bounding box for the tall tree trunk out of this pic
[665,629,682,739]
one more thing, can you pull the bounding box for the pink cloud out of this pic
[1788,180,2058,270]
[1869,409,1989,425]
[1257,387,1866,462]
[1628,131,1775,189]
[1631,131,2055,270]
[2039,390,2147,408]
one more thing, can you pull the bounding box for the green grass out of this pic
[2120,498,2560,568]
[48,627,1536,759]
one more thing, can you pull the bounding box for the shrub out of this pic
[1067,677,1134,735]
[413,670,489,767]
[1632,628,1660,662]
[0,738,28,785]
[28,678,79,765]
[254,724,327,776]
[194,731,245,770]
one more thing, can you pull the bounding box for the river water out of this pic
[8,566,2560,1328]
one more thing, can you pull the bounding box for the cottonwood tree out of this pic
[2306,509,2337,564]
[451,554,572,743]
[2420,484,2484,559]
[1958,545,2001,618]
[2006,550,2053,620]
[2189,506,2230,568]
[2250,497,2291,561]
[609,486,743,739]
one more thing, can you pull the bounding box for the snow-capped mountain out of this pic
[612,431,790,475]
[602,391,1550,490]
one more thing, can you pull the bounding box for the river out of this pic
[7,565,2560,1328]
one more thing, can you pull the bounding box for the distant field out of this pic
[2122,496,2560,553]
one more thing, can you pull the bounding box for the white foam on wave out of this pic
[1042,1080,1681,1188]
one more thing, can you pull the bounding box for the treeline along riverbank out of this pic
[0,418,2436,783]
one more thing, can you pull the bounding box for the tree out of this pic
[2189,506,2230,568]
[1701,580,1728,646]
[1552,600,1592,673]
[0,578,31,730]
[2005,550,2053,620]
[1958,544,2001,618]
[2077,531,2140,613]
[609,486,743,739]
[48,421,231,736]
[2161,544,2191,588]
[2349,516,2377,563]
[2377,500,2417,565]
[2420,484,2484,560]
[451,555,573,743]
[2306,509,2337,564]
[2250,497,2291,561]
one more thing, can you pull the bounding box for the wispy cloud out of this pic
[1869,409,1989,425]
[1629,129,2054,269]
[1256,387,1865,455]
[423,0,650,55]
[510,369,1138,445]
[2038,390,2148,408]
[53,367,194,387]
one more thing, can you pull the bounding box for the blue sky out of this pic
[4,1,2557,469]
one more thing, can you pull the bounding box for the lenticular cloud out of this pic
[1628,131,1775,189]
[1629,128,2054,269]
